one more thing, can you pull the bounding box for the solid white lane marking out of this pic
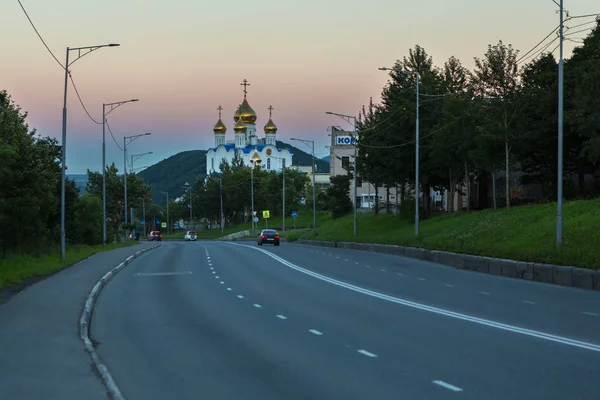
[523,300,536,305]
[237,295,244,299]
[581,311,598,316]
[480,291,491,295]
[134,271,191,276]
[229,243,600,353]
[253,304,262,308]
[445,284,454,288]
[433,380,463,392]
[227,288,232,291]
[276,315,287,320]
[309,329,323,336]
[357,349,377,358]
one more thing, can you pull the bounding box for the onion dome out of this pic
[233,114,247,133]
[213,106,227,134]
[264,118,277,134]
[239,97,257,124]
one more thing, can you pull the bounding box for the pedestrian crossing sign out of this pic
[262,210,270,219]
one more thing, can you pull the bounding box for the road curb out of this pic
[79,244,161,400]
[296,239,598,291]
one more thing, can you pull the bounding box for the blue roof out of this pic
[208,144,293,155]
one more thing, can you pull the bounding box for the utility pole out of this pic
[220,177,224,235]
[142,198,146,236]
[556,0,564,246]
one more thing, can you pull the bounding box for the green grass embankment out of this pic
[0,242,137,290]
[282,199,600,269]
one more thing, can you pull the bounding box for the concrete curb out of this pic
[296,239,598,291]
[79,244,161,400]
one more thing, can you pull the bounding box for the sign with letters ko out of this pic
[335,135,356,146]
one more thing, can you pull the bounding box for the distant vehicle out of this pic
[258,229,280,246]
[184,231,197,241]
[148,230,162,241]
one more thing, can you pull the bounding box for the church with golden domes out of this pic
[206,79,293,175]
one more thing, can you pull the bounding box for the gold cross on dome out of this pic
[241,79,250,96]
[217,105,223,118]
[268,105,274,118]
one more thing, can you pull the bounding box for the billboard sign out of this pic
[335,135,356,146]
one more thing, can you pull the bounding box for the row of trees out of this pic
[357,19,600,218]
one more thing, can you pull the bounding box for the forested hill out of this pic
[137,141,329,205]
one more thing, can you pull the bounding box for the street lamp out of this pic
[249,150,262,233]
[290,138,317,236]
[325,112,357,237]
[379,66,420,235]
[60,43,120,261]
[131,151,153,171]
[102,98,138,246]
[271,156,287,231]
[160,191,170,235]
[123,132,151,241]
[557,0,565,246]
[183,182,192,230]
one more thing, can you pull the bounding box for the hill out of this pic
[137,150,207,205]
[137,141,330,205]
[321,155,330,163]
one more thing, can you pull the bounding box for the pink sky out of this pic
[2,0,597,172]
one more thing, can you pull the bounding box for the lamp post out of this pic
[160,191,169,235]
[325,112,357,237]
[102,98,138,246]
[271,156,287,231]
[290,138,317,236]
[557,0,565,246]
[379,66,420,235]
[131,151,153,171]
[249,150,262,233]
[60,43,120,261]
[184,182,192,230]
[123,133,151,242]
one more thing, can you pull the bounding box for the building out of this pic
[329,127,399,210]
[292,165,330,190]
[206,80,293,174]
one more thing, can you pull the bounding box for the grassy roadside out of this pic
[281,199,600,269]
[0,242,137,291]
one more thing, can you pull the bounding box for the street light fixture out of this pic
[60,43,120,261]
[102,98,138,246]
[123,132,151,241]
[325,112,357,237]
[379,66,420,235]
[249,150,262,233]
[131,151,153,171]
[290,138,317,236]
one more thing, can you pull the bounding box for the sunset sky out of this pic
[2,0,598,173]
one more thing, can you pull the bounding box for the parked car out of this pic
[258,229,280,246]
[148,230,162,241]
[184,231,197,241]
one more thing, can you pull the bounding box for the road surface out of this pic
[92,241,600,399]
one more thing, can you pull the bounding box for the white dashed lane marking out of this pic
[581,311,598,317]
[522,300,535,305]
[308,329,323,336]
[357,349,377,358]
[253,304,262,308]
[237,295,244,299]
[480,291,491,296]
[276,315,287,320]
[433,380,463,392]
[445,284,454,288]
[227,288,232,291]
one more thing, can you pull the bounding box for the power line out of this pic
[105,119,124,151]
[517,25,559,64]
[68,72,102,124]
[16,0,64,69]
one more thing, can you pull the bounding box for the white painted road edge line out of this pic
[309,329,323,335]
[433,380,463,392]
[357,349,377,358]
[79,243,162,400]
[228,242,600,353]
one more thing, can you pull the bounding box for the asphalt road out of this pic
[91,240,600,399]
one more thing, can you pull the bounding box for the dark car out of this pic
[258,229,280,246]
[148,230,162,241]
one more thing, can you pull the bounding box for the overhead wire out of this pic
[105,120,124,151]
[68,72,102,124]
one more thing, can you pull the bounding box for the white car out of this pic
[184,231,197,241]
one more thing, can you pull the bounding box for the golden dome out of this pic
[213,118,226,134]
[264,118,277,134]
[233,115,247,133]
[239,97,257,124]
[233,104,241,122]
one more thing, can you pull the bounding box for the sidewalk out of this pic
[0,242,156,400]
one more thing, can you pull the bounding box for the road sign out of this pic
[140,220,145,225]
[291,211,298,219]
[253,216,259,223]
[161,222,167,228]
[252,211,257,216]
[262,210,270,219]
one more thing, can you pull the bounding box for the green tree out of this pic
[326,174,353,219]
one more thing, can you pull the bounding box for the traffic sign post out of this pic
[291,211,298,230]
